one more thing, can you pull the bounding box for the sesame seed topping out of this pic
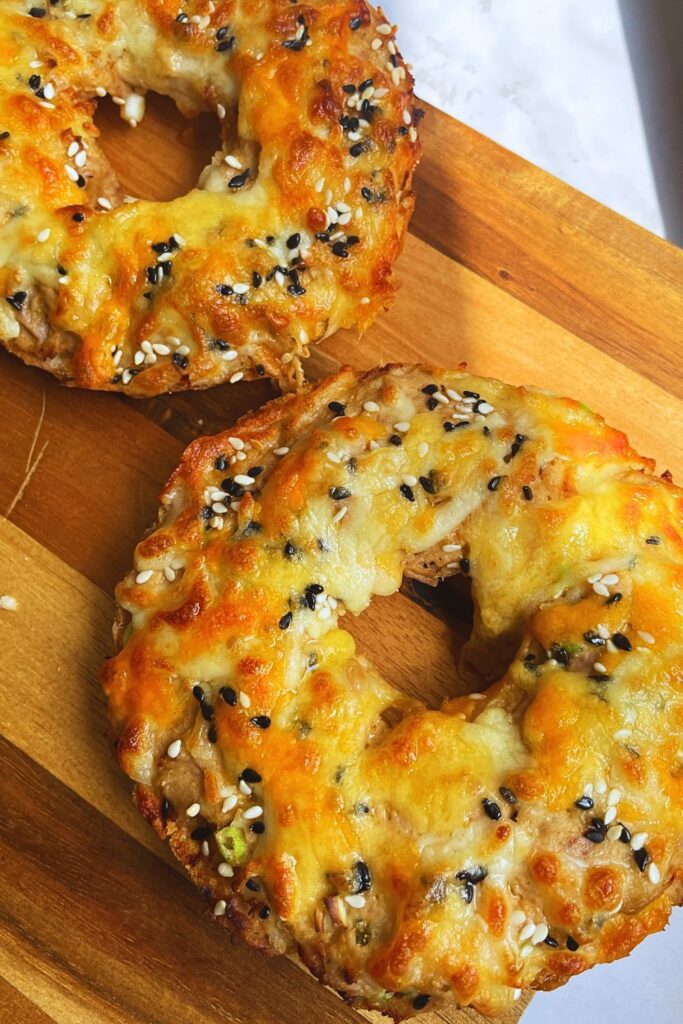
[631,831,648,851]
[393,421,411,433]
[243,805,263,820]
[186,803,201,818]
[213,900,227,916]
[167,739,181,759]
[135,569,154,584]
[647,862,661,884]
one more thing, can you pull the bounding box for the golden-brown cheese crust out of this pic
[0,1,420,394]
[102,364,683,1017]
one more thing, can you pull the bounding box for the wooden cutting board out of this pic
[1,91,682,1024]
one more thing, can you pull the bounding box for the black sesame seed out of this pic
[349,143,363,158]
[251,270,262,288]
[499,786,517,804]
[216,37,235,52]
[146,265,159,286]
[173,352,189,371]
[28,74,41,91]
[29,7,47,17]
[522,485,533,501]
[419,475,436,494]
[161,797,171,819]
[634,847,650,872]
[208,723,218,743]
[329,486,351,500]
[412,995,430,1011]
[246,878,260,892]
[460,557,470,574]
[443,421,456,432]
[388,434,402,445]
[284,541,298,559]
[244,518,262,536]
[361,186,374,201]
[72,211,84,222]
[646,535,661,545]
[456,865,488,885]
[618,824,631,843]
[219,686,237,706]
[566,936,579,951]
[279,611,293,629]
[583,630,605,646]
[488,475,503,492]
[427,397,438,411]
[574,795,594,810]
[241,767,262,784]
[482,798,502,821]
[422,384,438,395]
[200,505,213,520]
[460,880,474,904]
[605,592,622,605]
[288,282,306,297]
[331,241,349,258]
[358,78,373,92]
[399,483,415,502]
[584,827,605,843]
[215,455,228,471]
[6,291,27,311]
[346,235,360,247]
[303,583,324,610]
[152,241,170,254]
[0,132,9,141]
[256,363,265,375]
[200,702,214,721]
[612,632,632,651]
[191,826,213,841]
[544,935,559,948]
[588,673,612,682]
[286,232,301,249]
[229,169,251,189]
[259,905,271,919]
[463,390,479,399]
[250,715,271,730]
[76,174,86,188]
[192,684,205,703]
[328,401,346,416]
[397,125,408,136]
[247,466,263,478]
[350,15,362,30]
[343,83,357,94]
[250,821,266,834]
[353,860,372,893]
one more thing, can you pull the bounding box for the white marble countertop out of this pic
[383,2,681,1021]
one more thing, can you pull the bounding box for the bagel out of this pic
[0,2,420,394]
[102,364,683,1017]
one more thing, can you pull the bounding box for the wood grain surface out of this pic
[2,88,682,1024]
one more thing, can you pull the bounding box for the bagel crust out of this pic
[103,365,683,1016]
[0,3,420,394]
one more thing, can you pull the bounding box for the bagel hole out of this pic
[343,576,485,709]
[95,92,222,201]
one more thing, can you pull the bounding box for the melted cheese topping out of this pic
[103,365,683,1017]
[0,1,420,394]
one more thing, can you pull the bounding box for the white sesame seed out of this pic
[135,569,154,584]
[510,910,526,927]
[228,436,245,450]
[374,87,389,98]
[239,690,251,708]
[613,728,632,740]
[417,441,429,458]
[442,544,461,553]
[593,662,608,675]
[212,502,228,515]
[58,275,69,285]
[177,344,190,357]
[637,630,655,644]
[402,109,412,126]
[607,788,621,806]
[388,41,397,55]
[298,327,309,344]
[359,296,370,304]
[239,779,252,796]
[121,369,132,385]
[343,177,351,193]
[336,201,351,213]
[647,862,661,884]
[409,127,418,143]
[95,85,107,97]
[274,447,289,456]
[229,371,244,384]
[607,824,624,841]
[167,739,182,759]
[274,270,285,287]
[224,154,242,169]
[531,923,548,945]
[518,921,536,943]
[595,778,608,795]
[363,400,380,413]
[593,582,610,597]
[394,421,411,433]
[318,606,331,620]
[391,67,401,87]
[218,862,234,877]
[157,252,173,263]
[42,82,55,101]
[234,474,255,487]
[314,176,325,192]
[630,832,648,851]
[216,103,226,119]
[587,572,603,584]
[67,141,79,158]
[186,802,201,818]
[403,475,418,487]
[376,22,392,34]
[345,893,366,909]
[597,624,610,639]
[172,233,185,247]
[371,37,382,50]
[601,573,619,586]
[348,130,361,142]
[113,348,123,367]
[210,515,224,530]
[232,282,249,295]
[432,391,449,404]
[334,505,348,526]
[74,148,87,168]
[153,343,170,355]
[326,206,339,224]
[243,805,263,820]
[603,806,617,825]
[213,900,227,916]
[164,566,176,582]
[222,794,238,813]
[36,228,50,243]
[0,595,18,612]
[65,163,79,182]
